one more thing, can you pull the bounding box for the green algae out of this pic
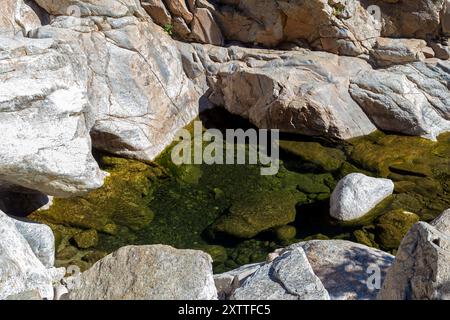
[375,209,420,250]
[209,190,300,239]
[73,229,99,249]
[30,155,158,233]
[279,140,346,172]
[28,116,450,273]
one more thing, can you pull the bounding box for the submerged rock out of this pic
[330,173,394,222]
[67,245,217,300]
[209,190,299,238]
[375,209,420,250]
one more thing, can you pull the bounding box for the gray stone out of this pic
[0,209,64,300]
[378,222,450,300]
[289,240,394,300]
[230,247,330,300]
[431,208,450,234]
[0,36,107,197]
[330,173,394,221]
[214,262,263,300]
[350,61,450,140]
[31,13,200,162]
[12,218,55,268]
[67,245,217,300]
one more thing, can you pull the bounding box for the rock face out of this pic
[0,36,107,197]
[330,173,394,221]
[67,245,218,300]
[0,0,44,37]
[378,220,450,300]
[30,4,200,163]
[231,247,330,300]
[212,0,381,56]
[350,61,450,141]
[142,0,224,45]
[0,209,64,300]
[370,37,430,67]
[179,44,378,140]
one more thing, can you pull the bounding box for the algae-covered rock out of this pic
[353,229,379,249]
[73,230,99,249]
[375,209,420,250]
[275,225,297,241]
[30,156,158,232]
[197,245,228,265]
[210,191,299,239]
[279,140,345,172]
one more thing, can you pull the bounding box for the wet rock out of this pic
[210,190,298,238]
[67,245,217,300]
[375,209,420,250]
[330,173,394,221]
[72,230,99,249]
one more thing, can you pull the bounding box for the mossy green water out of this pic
[29,114,450,272]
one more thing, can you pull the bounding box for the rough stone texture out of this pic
[289,240,394,300]
[190,7,224,45]
[181,44,377,140]
[34,0,144,17]
[67,245,218,300]
[0,209,64,300]
[370,37,429,67]
[31,13,200,162]
[430,42,450,60]
[0,36,107,197]
[142,0,172,26]
[330,173,394,221]
[5,289,43,300]
[231,247,330,300]
[0,0,44,37]
[362,0,446,39]
[378,222,450,300]
[214,262,263,300]
[431,208,450,234]
[12,217,55,268]
[350,61,450,140]
[212,0,381,56]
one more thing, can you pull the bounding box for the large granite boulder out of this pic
[0,209,64,300]
[220,240,394,300]
[350,61,450,140]
[0,36,107,197]
[230,247,330,300]
[378,220,450,300]
[330,173,394,221]
[30,5,200,162]
[67,245,218,300]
